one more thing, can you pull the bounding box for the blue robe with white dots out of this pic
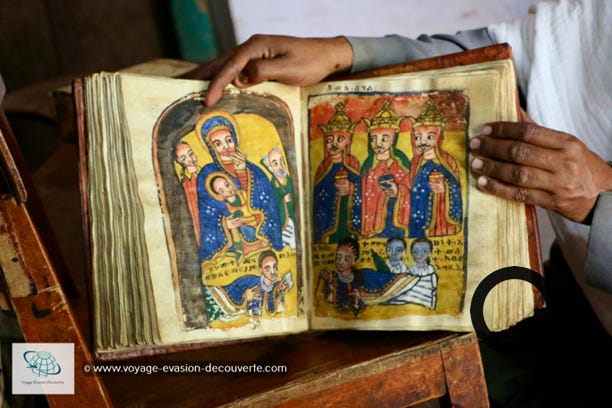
[409,160,462,238]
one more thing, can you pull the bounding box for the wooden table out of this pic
[0,159,489,407]
[99,330,488,407]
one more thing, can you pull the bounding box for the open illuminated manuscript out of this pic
[76,46,540,358]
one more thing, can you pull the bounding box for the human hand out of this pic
[232,148,247,171]
[334,178,350,196]
[187,35,353,107]
[321,268,333,284]
[245,286,261,302]
[469,113,612,223]
[277,280,289,292]
[428,175,445,194]
[382,181,399,198]
[226,215,244,229]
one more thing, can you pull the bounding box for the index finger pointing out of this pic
[204,37,273,106]
[204,55,248,106]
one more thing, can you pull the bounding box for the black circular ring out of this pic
[470,266,547,341]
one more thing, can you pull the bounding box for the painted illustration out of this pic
[318,237,428,318]
[195,110,284,264]
[173,140,201,244]
[309,90,468,321]
[371,237,439,308]
[405,238,438,309]
[262,147,297,249]
[378,237,411,274]
[313,102,362,243]
[206,171,270,260]
[202,250,294,329]
[408,99,462,238]
[154,92,301,330]
[360,100,412,238]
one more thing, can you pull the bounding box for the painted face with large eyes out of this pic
[267,149,287,179]
[335,245,356,274]
[175,143,198,168]
[368,128,395,155]
[260,255,278,283]
[413,125,441,154]
[386,240,406,264]
[411,241,432,263]
[212,176,235,200]
[325,130,352,157]
[208,128,236,158]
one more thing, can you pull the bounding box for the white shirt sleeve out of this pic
[488,0,612,335]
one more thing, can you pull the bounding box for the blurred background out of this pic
[230,0,536,42]
[2,0,539,100]
[0,0,551,292]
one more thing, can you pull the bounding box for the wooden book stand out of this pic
[0,107,111,407]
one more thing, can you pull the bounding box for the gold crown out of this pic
[318,102,359,133]
[409,99,446,129]
[362,100,405,131]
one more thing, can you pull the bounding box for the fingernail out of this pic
[477,176,488,187]
[481,125,492,136]
[471,158,484,170]
[237,72,249,84]
[469,138,481,150]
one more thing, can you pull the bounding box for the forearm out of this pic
[346,28,496,73]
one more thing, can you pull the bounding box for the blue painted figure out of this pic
[408,99,462,238]
[203,250,293,328]
[313,102,362,243]
[195,111,283,263]
[320,237,418,317]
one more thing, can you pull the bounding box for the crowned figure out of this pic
[360,99,411,238]
[408,98,462,238]
[313,101,362,243]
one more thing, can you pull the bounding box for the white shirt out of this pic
[348,0,611,335]
[488,0,612,335]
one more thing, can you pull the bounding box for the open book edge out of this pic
[74,45,542,360]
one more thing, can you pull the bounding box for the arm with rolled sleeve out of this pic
[346,28,496,73]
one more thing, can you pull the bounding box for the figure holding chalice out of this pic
[313,102,363,243]
[408,99,462,238]
[360,100,411,238]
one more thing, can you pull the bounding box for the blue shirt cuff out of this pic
[346,28,494,73]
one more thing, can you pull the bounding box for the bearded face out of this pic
[267,149,288,179]
[175,143,198,168]
[412,125,442,154]
[368,127,395,155]
[325,130,352,158]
